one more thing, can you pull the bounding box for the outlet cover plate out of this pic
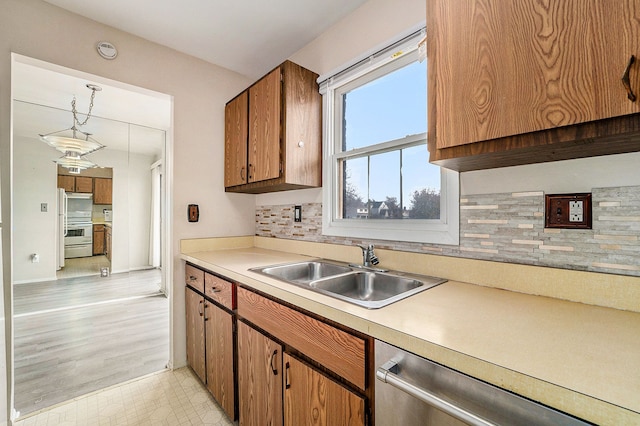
[545,193,592,229]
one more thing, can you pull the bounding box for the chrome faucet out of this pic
[357,244,380,267]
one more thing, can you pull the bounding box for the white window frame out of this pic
[319,28,459,245]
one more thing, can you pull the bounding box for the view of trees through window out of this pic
[338,57,441,221]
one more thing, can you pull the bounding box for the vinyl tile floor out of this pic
[15,367,234,426]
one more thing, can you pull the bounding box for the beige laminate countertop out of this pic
[180,246,640,425]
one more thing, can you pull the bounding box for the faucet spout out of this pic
[357,244,380,267]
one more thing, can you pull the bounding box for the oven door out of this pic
[65,223,92,246]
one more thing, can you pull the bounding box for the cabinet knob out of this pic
[297,141,304,148]
[622,55,637,102]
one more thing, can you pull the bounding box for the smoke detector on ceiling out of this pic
[96,41,118,60]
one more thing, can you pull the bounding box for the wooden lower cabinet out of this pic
[205,304,235,420]
[185,263,371,425]
[238,321,283,426]
[93,224,105,255]
[185,287,206,382]
[284,353,365,426]
[185,266,237,422]
[105,225,112,262]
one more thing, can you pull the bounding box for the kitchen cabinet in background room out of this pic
[428,0,640,171]
[224,60,322,194]
[104,224,112,262]
[57,175,92,193]
[93,178,112,204]
[92,224,105,255]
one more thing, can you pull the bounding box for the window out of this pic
[320,28,459,245]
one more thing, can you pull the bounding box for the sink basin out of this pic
[250,260,446,309]
[254,261,352,284]
[313,271,422,301]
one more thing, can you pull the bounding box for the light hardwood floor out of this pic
[13,269,169,416]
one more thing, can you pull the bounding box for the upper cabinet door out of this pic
[93,178,112,205]
[57,175,74,192]
[429,0,640,149]
[74,176,93,193]
[224,92,248,187]
[248,68,282,183]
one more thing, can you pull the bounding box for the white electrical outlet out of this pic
[569,200,583,222]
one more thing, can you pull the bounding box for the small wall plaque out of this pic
[188,204,199,222]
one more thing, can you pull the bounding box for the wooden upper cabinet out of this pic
[57,175,75,192]
[429,0,640,170]
[58,175,91,193]
[225,91,249,187]
[74,176,93,193]
[432,0,640,148]
[93,178,112,204]
[224,60,322,193]
[249,67,282,183]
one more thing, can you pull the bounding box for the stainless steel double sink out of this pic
[250,260,446,309]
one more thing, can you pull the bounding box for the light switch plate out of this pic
[545,193,592,229]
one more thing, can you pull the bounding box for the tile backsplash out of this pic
[256,185,640,277]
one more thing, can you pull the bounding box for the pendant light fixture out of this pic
[39,83,106,173]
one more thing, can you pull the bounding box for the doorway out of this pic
[10,55,173,418]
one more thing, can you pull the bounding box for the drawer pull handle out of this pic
[189,275,197,281]
[285,361,291,389]
[240,166,246,182]
[622,55,637,102]
[210,287,221,293]
[197,300,204,317]
[270,350,278,375]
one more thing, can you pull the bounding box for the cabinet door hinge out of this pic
[279,161,283,174]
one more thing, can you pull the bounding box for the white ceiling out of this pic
[12,59,170,156]
[42,0,368,79]
[13,0,368,158]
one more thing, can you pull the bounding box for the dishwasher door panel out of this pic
[374,340,590,426]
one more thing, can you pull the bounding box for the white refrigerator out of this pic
[56,188,67,270]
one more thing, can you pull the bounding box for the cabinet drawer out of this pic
[185,264,205,293]
[237,287,366,390]
[205,273,235,310]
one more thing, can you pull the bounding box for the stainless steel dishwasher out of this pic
[375,340,592,426]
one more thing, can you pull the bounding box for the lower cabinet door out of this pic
[205,303,235,420]
[185,287,206,382]
[284,353,365,426]
[238,321,283,426]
